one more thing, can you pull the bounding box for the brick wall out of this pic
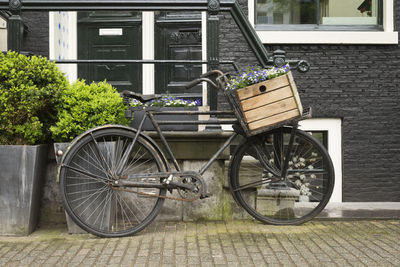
[21,12,49,57]
[219,1,400,201]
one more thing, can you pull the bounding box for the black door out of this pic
[78,11,142,93]
[154,12,202,98]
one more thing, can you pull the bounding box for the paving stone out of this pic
[0,220,399,266]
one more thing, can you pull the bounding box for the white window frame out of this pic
[298,118,342,203]
[223,118,343,203]
[248,0,398,44]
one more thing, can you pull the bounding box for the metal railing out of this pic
[1,0,309,109]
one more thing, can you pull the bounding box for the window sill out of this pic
[256,30,398,44]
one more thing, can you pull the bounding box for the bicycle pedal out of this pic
[200,193,212,199]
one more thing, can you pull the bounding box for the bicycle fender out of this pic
[55,124,170,183]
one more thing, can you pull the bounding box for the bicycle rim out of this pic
[59,127,166,237]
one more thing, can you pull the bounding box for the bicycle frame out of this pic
[115,70,309,196]
[131,109,239,175]
[117,107,301,192]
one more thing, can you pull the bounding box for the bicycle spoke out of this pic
[89,133,114,177]
[63,164,108,183]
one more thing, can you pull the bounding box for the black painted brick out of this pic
[21,12,49,57]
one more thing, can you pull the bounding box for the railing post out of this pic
[7,0,22,52]
[207,0,220,112]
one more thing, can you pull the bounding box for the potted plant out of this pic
[50,79,130,233]
[129,94,202,131]
[0,51,69,235]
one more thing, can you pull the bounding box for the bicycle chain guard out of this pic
[114,172,205,202]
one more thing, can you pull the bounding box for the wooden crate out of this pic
[234,72,303,134]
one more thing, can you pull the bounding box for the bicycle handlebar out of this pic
[185,59,311,91]
[184,77,220,91]
[184,79,202,90]
[200,70,224,78]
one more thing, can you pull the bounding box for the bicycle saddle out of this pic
[122,90,161,103]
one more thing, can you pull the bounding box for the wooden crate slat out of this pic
[240,85,293,112]
[236,74,290,100]
[248,109,301,131]
[287,72,303,114]
[243,97,298,123]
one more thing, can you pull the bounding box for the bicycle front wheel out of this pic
[229,127,334,225]
[59,127,167,237]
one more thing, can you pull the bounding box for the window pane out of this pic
[256,0,316,25]
[256,0,381,26]
[320,0,379,25]
[307,131,328,149]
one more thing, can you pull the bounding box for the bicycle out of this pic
[57,68,334,238]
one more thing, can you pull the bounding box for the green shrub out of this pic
[51,80,130,142]
[0,51,69,145]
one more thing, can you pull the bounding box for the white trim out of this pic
[384,0,394,32]
[0,17,6,51]
[49,12,77,83]
[142,12,155,95]
[202,11,208,107]
[298,119,342,203]
[249,0,398,44]
[255,31,398,44]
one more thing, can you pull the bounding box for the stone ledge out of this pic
[144,131,239,160]
[317,202,400,220]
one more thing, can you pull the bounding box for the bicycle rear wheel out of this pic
[59,127,167,237]
[229,127,334,225]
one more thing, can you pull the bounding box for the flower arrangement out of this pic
[226,64,292,90]
[130,93,201,108]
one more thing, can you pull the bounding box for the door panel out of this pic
[155,11,202,97]
[78,12,142,93]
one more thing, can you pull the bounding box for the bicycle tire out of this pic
[59,126,167,237]
[229,127,334,225]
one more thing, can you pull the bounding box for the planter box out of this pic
[0,144,48,235]
[54,142,98,234]
[228,72,303,136]
[129,107,199,131]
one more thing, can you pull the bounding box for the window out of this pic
[248,0,398,44]
[223,118,343,203]
[256,0,382,29]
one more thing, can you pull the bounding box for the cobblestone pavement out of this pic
[0,220,399,266]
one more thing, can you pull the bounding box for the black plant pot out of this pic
[0,144,48,235]
[130,107,199,131]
